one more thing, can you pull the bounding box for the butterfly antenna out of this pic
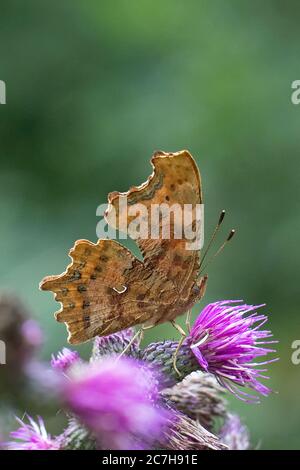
[199,210,226,270]
[200,229,235,274]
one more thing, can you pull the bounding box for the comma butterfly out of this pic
[40,150,207,344]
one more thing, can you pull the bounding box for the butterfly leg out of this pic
[138,323,156,344]
[170,320,187,377]
[117,324,155,359]
[117,327,143,359]
[185,309,192,333]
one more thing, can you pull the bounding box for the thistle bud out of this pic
[91,328,140,361]
[162,371,226,430]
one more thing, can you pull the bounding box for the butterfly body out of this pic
[40,150,207,344]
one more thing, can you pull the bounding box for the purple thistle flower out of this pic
[220,414,250,450]
[51,348,80,372]
[21,319,43,348]
[4,415,60,450]
[62,357,170,450]
[188,300,278,402]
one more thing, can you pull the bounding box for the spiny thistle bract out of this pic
[3,300,278,450]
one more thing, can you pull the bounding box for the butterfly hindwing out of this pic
[40,239,158,343]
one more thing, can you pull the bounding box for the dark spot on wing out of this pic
[71,270,81,280]
[77,285,87,293]
[173,254,182,265]
[137,293,146,301]
[83,314,91,329]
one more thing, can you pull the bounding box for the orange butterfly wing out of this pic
[40,239,161,343]
[40,150,207,343]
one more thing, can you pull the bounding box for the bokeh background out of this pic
[0,0,299,449]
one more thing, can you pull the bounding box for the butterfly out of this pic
[40,150,207,344]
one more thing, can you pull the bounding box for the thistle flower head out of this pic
[162,371,226,430]
[220,413,250,450]
[51,348,80,372]
[62,357,170,450]
[163,408,227,450]
[21,319,43,348]
[5,415,59,450]
[0,294,42,374]
[92,328,140,361]
[188,300,278,402]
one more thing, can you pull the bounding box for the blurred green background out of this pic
[0,0,299,449]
